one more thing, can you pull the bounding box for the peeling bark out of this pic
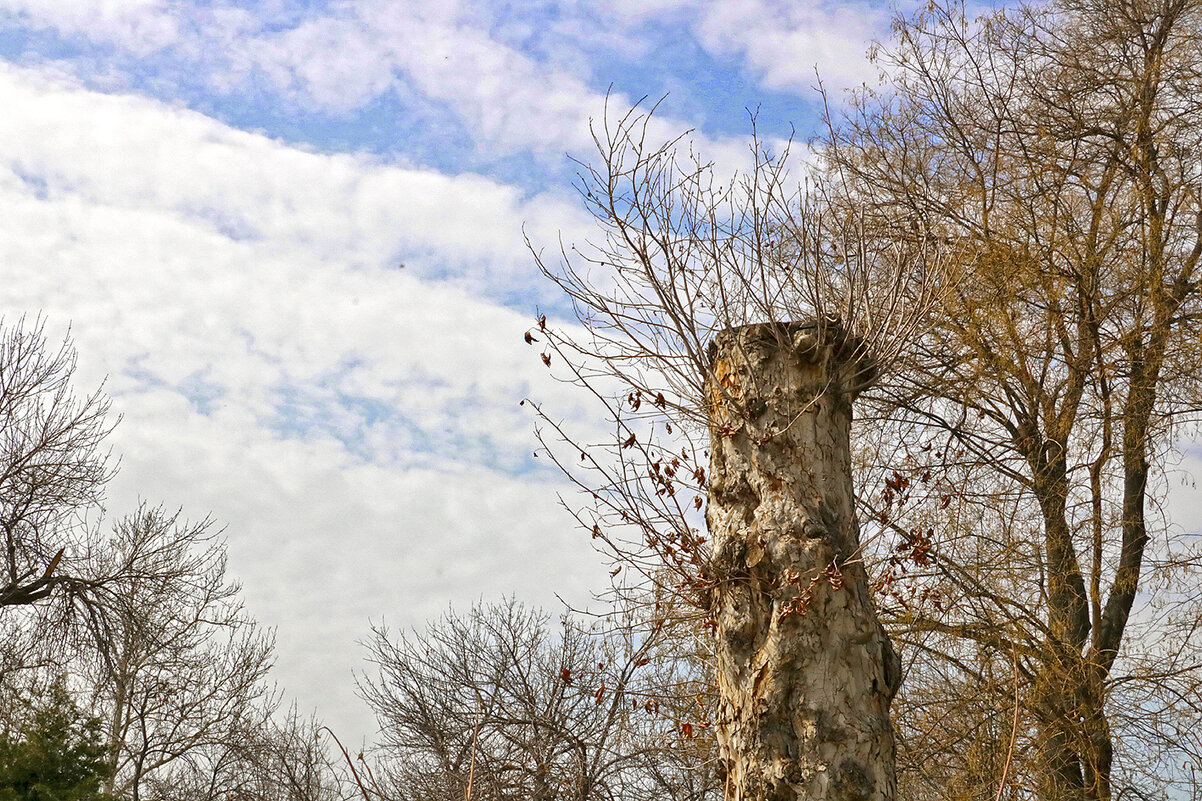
[706,322,899,801]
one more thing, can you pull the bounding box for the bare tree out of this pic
[359,599,720,801]
[244,709,347,801]
[821,0,1202,799]
[0,322,347,800]
[146,707,346,801]
[84,506,277,801]
[529,102,950,799]
[0,319,114,610]
[8,506,345,801]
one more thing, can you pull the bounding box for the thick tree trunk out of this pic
[1031,652,1115,801]
[1033,706,1087,801]
[705,322,900,801]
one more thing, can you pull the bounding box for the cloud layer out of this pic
[0,0,908,743]
[0,61,613,739]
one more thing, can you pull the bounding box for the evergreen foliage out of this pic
[0,681,113,801]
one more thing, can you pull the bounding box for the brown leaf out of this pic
[524,331,537,344]
[560,668,573,684]
[621,433,637,449]
[541,353,552,367]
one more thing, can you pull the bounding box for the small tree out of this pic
[360,599,720,801]
[87,507,277,800]
[0,679,114,801]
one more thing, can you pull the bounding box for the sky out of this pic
[5,0,1195,750]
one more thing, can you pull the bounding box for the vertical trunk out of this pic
[1032,662,1113,801]
[1080,677,1113,801]
[1032,687,1086,801]
[1029,447,1092,801]
[103,644,131,797]
[706,322,899,801]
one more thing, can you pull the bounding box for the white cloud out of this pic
[0,0,854,171]
[602,0,889,95]
[690,0,889,95]
[0,61,612,742]
[244,15,396,111]
[234,0,792,167]
[239,0,614,157]
[103,400,607,744]
[0,0,182,55]
[0,62,595,295]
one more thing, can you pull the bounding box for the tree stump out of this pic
[705,321,899,801]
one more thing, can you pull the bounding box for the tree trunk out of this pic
[705,322,900,801]
[1031,656,1114,801]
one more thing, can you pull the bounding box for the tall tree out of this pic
[824,1,1202,798]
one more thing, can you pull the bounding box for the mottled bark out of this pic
[705,322,899,801]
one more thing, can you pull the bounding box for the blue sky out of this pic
[0,0,944,743]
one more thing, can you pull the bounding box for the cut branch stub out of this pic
[705,321,898,801]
